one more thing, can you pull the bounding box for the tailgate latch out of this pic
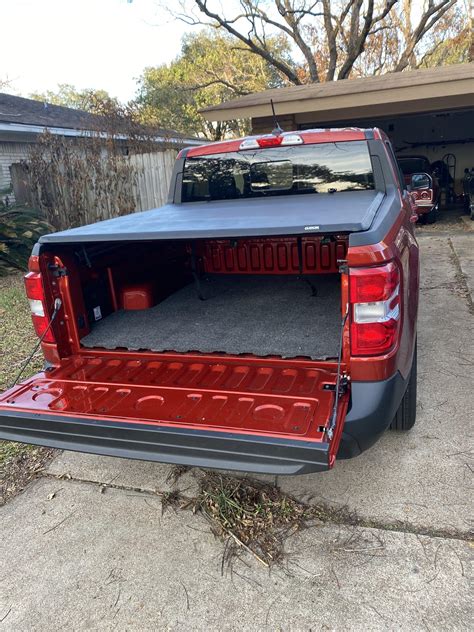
[48,263,68,277]
[323,374,349,395]
[338,373,349,395]
[337,259,348,274]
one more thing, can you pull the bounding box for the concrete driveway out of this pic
[0,231,472,631]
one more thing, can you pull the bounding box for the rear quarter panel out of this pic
[347,139,419,382]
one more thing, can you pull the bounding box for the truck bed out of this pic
[81,274,341,359]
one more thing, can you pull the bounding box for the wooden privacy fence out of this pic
[130,150,177,212]
[13,141,180,231]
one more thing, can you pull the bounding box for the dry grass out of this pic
[0,273,54,503]
[0,442,54,505]
[163,471,342,567]
[197,473,316,566]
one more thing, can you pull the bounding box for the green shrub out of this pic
[0,205,51,276]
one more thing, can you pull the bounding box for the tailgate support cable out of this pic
[9,299,62,389]
[327,307,349,441]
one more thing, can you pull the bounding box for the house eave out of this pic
[0,122,204,146]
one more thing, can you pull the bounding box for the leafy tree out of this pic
[29,84,118,114]
[168,0,469,84]
[418,2,471,68]
[329,0,471,77]
[135,30,290,139]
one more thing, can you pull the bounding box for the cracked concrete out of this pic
[0,232,473,630]
[449,235,474,308]
[0,476,471,631]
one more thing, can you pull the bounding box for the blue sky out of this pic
[1,0,194,101]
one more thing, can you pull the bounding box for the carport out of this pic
[201,63,474,203]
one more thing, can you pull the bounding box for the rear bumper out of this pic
[0,411,332,475]
[337,370,408,459]
[416,198,438,214]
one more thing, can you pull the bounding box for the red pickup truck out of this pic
[0,128,420,475]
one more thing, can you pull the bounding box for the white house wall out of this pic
[0,141,31,204]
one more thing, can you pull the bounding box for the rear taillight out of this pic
[411,189,433,203]
[239,134,304,150]
[24,271,56,343]
[349,262,400,356]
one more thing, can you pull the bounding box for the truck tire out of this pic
[389,345,417,431]
[423,203,438,225]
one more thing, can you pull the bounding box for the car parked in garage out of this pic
[397,155,440,224]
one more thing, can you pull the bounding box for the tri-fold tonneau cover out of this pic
[39,190,385,243]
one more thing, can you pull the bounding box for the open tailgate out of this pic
[0,353,349,475]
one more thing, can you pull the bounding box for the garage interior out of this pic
[201,63,474,213]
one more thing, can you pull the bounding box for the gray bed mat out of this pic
[81,275,341,360]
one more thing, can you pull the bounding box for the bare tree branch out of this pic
[276,0,320,81]
[193,0,303,84]
[165,0,467,86]
[178,78,251,95]
[394,0,457,71]
[338,0,397,79]
[322,0,338,80]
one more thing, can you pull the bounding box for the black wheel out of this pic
[423,203,438,224]
[389,345,417,431]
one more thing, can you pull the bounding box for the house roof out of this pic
[0,92,203,144]
[201,63,474,123]
[0,92,106,130]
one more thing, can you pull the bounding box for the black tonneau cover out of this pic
[39,190,384,244]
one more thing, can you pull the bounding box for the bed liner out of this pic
[39,190,385,244]
[81,274,341,360]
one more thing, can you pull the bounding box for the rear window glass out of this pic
[182,140,374,203]
[398,157,429,175]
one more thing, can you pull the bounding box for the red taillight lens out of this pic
[349,262,401,357]
[350,262,398,303]
[350,320,399,355]
[28,255,41,272]
[30,314,54,340]
[240,134,303,150]
[257,136,283,148]
[24,271,56,343]
[24,272,44,300]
